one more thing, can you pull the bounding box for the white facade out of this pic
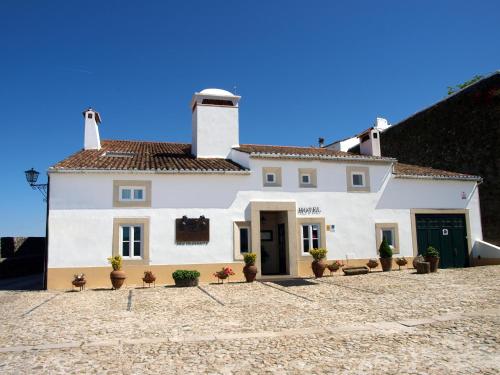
[48,158,482,268]
[46,90,483,287]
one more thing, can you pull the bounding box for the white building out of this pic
[46,89,483,288]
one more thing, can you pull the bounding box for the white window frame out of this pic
[119,186,146,202]
[301,173,312,185]
[265,172,276,184]
[351,172,365,187]
[301,223,321,255]
[119,224,143,259]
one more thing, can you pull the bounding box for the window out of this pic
[119,187,145,201]
[373,132,378,139]
[301,224,320,253]
[375,223,399,254]
[234,221,252,260]
[87,113,93,119]
[239,228,250,253]
[382,228,395,248]
[262,167,282,187]
[298,168,317,188]
[113,218,150,264]
[266,173,276,184]
[346,166,370,192]
[352,173,364,187]
[120,225,143,258]
[113,180,151,207]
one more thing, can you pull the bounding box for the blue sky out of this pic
[1,0,499,236]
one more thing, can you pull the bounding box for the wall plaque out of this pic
[176,216,209,243]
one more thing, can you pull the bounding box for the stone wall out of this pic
[380,73,500,245]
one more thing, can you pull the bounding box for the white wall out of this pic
[48,158,482,268]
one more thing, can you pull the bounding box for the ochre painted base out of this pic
[48,257,418,290]
[471,258,500,266]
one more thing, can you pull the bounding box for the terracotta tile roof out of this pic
[50,140,247,173]
[394,163,481,181]
[235,144,394,161]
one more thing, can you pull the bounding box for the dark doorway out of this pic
[260,211,288,275]
[416,214,469,268]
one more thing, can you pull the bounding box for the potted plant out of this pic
[366,258,379,272]
[243,253,258,282]
[424,246,440,272]
[395,257,408,270]
[172,270,200,287]
[309,248,328,278]
[142,270,156,287]
[379,238,393,272]
[412,254,424,269]
[326,260,343,275]
[72,273,86,291]
[213,266,235,284]
[107,255,126,289]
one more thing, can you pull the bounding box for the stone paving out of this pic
[0,266,499,374]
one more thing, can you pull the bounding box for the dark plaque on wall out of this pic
[175,216,210,243]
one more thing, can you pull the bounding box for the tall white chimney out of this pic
[83,108,101,150]
[191,88,240,158]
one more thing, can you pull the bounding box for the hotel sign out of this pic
[297,207,321,215]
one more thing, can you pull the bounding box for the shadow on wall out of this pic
[0,237,45,279]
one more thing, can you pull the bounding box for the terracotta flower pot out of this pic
[379,257,393,272]
[413,255,424,269]
[142,272,156,286]
[72,278,86,290]
[243,263,258,282]
[367,259,379,271]
[311,259,326,278]
[425,256,439,272]
[110,270,126,289]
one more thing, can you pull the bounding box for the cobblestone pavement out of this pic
[0,266,499,374]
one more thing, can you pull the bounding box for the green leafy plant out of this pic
[172,270,200,281]
[309,248,327,261]
[378,238,393,258]
[447,74,483,95]
[107,255,122,271]
[424,246,439,258]
[243,253,257,265]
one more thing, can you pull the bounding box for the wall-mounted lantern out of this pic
[24,168,48,201]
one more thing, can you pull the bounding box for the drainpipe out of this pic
[43,175,50,290]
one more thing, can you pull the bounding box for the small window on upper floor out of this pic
[87,113,93,119]
[352,173,365,187]
[113,180,152,208]
[299,168,317,188]
[346,166,370,192]
[266,173,276,184]
[262,167,282,187]
[120,186,146,202]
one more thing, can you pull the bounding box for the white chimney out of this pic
[359,128,381,157]
[83,108,101,150]
[374,117,390,131]
[191,88,240,158]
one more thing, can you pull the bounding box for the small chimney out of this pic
[318,137,325,148]
[359,128,381,157]
[83,108,101,150]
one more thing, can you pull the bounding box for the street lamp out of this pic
[24,167,48,201]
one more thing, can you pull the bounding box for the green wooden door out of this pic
[415,214,468,268]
